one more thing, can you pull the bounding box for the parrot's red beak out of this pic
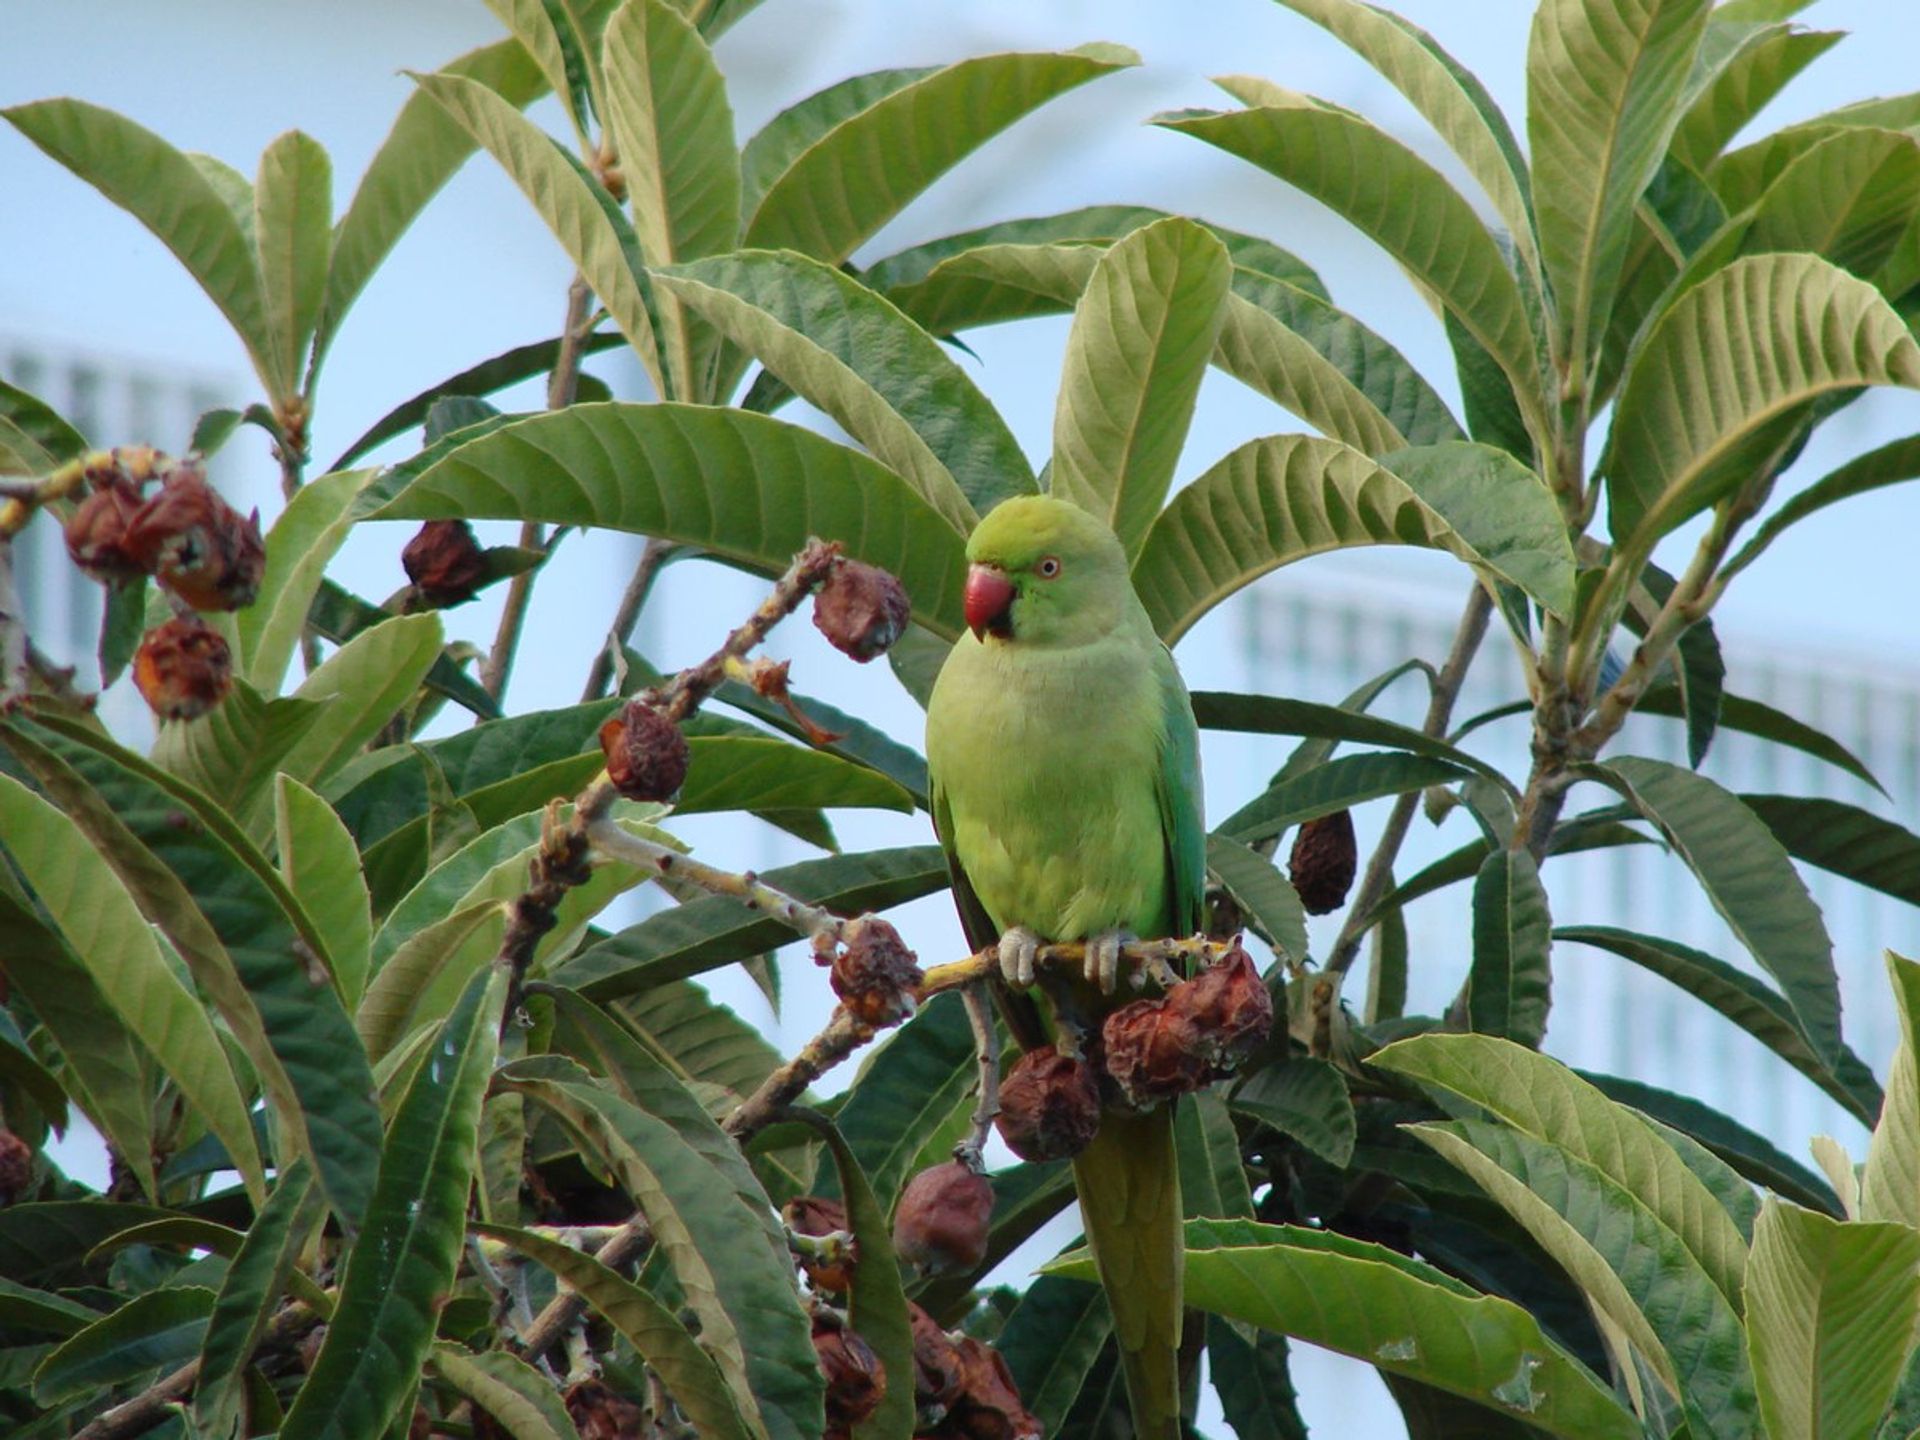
[964,564,1016,640]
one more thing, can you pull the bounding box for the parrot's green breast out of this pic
[927,629,1172,942]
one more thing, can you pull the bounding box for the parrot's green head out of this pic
[962,495,1131,649]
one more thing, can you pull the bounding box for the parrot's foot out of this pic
[1086,930,1136,994]
[998,926,1043,988]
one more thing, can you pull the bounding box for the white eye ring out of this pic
[1037,556,1061,578]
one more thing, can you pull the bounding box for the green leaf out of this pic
[308,579,499,721]
[1862,954,1920,1229]
[1670,21,1840,171]
[482,0,590,136]
[994,1278,1113,1435]
[739,66,933,218]
[1274,0,1534,277]
[276,776,374,1008]
[3,99,279,393]
[253,130,333,398]
[508,1072,823,1440]
[709,677,929,808]
[320,39,548,366]
[743,45,1138,263]
[278,612,444,794]
[1416,1116,1756,1438]
[236,467,375,695]
[409,70,663,393]
[1050,217,1231,558]
[5,718,383,1229]
[1643,685,1882,794]
[1217,751,1472,847]
[1193,689,1511,791]
[1158,100,1545,449]
[810,1115,914,1440]
[1744,127,1920,281]
[1745,1198,1920,1440]
[146,680,326,831]
[1178,1089,1256,1221]
[0,772,265,1203]
[658,249,1033,525]
[1527,0,1713,373]
[33,1288,215,1404]
[1049,1217,1639,1438]
[278,966,504,1440]
[472,1224,750,1440]
[193,1163,325,1440]
[1231,1058,1356,1167]
[1738,794,1920,909]
[600,0,739,400]
[834,993,976,1208]
[552,844,948,1006]
[366,402,970,638]
[1467,849,1551,1048]
[1133,434,1570,645]
[615,978,783,1099]
[1605,253,1920,552]
[428,1343,583,1440]
[1594,758,1841,1065]
[1205,834,1308,966]
[1725,433,1920,584]
[0,377,87,468]
[1556,926,1879,1125]
[1209,1315,1310,1440]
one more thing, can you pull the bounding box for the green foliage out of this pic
[8,0,1920,1434]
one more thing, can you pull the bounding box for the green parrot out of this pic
[925,494,1205,1440]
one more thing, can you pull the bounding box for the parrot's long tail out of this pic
[1071,1104,1183,1440]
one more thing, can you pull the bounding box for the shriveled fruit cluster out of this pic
[909,1303,1042,1439]
[1101,942,1274,1110]
[598,697,689,802]
[994,1044,1101,1161]
[822,915,923,1028]
[1289,808,1357,914]
[893,1159,993,1276]
[401,518,489,607]
[62,447,265,721]
[812,555,910,662]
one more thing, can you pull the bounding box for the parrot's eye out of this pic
[1036,556,1061,579]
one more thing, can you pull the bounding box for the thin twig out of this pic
[587,818,850,945]
[1328,584,1493,975]
[583,537,676,701]
[957,983,1000,1168]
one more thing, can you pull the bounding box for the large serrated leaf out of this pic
[1132,434,1570,645]
[1861,954,1920,1229]
[1231,1058,1355,1168]
[1204,834,1307,966]
[1595,758,1841,1066]
[658,250,1032,524]
[236,467,374,695]
[429,1343,583,1440]
[1605,253,1920,550]
[276,775,374,1008]
[1049,1217,1639,1439]
[1371,1033,1749,1306]
[278,966,503,1440]
[1527,0,1714,372]
[1744,126,1920,280]
[278,612,443,800]
[1217,751,1471,848]
[1467,849,1552,1048]
[1738,793,1920,909]
[1670,20,1839,171]
[834,993,977,1208]
[744,45,1137,263]
[366,402,969,638]
[1050,217,1231,558]
[253,129,333,398]
[32,1288,215,1405]
[1745,1198,1920,1440]
[1158,99,1545,447]
[0,773,264,1204]
[995,1278,1113,1435]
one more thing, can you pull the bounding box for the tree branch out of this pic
[582,537,676,702]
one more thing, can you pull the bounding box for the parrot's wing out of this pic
[1153,643,1207,938]
[930,779,1001,954]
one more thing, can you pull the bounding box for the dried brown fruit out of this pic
[1102,993,1209,1109]
[1289,809,1357,914]
[562,1379,646,1440]
[812,559,910,662]
[599,698,689,802]
[814,1317,887,1439]
[943,1337,1041,1440]
[122,464,265,611]
[907,1302,965,1412]
[892,1160,993,1276]
[63,480,147,585]
[0,1130,32,1202]
[785,1195,856,1293]
[408,1404,432,1440]
[1172,943,1274,1071]
[133,616,233,721]
[401,518,489,606]
[827,916,923,1027]
[994,1046,1101,1161]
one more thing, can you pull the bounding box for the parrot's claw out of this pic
[998,926,1043,988]
[1086,930,1133,994]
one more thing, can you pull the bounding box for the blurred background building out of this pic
[7,1,1920,1431]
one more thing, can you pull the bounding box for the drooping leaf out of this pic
[1467,849,1551,1048]
[1050,217,1231,558]
[994,1278,1113,1435]
[1738,793,1920,909]
[743,46,1138,263]
[658,249,1032,524]
[0,773,265,1203]
[1605,253,1920,552]
[1231,1058,1356,1167]
[1217,751,1472,847]
[278,966,504,1440]
[1205,834,1308,966]
[0,377,87,469]
[1133,434,1571,645]
[833,993,977,1209]
[32,1288,215,1405]
[428,1343,582,1440]
[366,402,969,637]
[1744,1198,1920,1440]
[1193,690,1510,789]
[1556,926,1879,1125]
[253,129,333,398]
[1049,1217,1640,1439]
[1594,758,1841,1065]
[1209,1315,1310,1440]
